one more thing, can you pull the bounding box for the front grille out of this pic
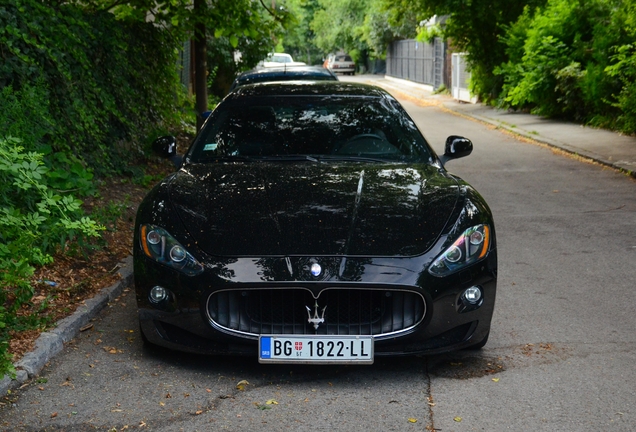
[207,288,425,338]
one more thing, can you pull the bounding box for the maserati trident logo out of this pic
[306,301,327,330]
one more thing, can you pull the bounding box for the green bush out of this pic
[603,1,636,134]
[0,0,191,378]
[496,0,636,132]
[606,44,636,133]
[0,137,104,377]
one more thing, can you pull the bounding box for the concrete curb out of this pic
[0,256,134,395]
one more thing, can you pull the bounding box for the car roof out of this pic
[226,81,391,100]
[230,66,337,90]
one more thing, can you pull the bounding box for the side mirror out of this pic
[151,136,182,168]
[440,135,473,164]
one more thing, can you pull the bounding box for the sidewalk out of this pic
[366,75,636,179]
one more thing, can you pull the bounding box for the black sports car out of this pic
[229,65,338,92]
[134,81,497,364]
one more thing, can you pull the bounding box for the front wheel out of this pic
[464,330,489,350]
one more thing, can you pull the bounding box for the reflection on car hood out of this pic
[168,162,460,256]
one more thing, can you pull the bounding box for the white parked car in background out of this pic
[325,53,356,75]
[261,53,306,67]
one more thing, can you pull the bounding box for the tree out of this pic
[307,0,413,67]
[383,0,546,101]
[360,2,416,58]
[276,0,325,65]
[310,0,367,56]
[84,0,289,129]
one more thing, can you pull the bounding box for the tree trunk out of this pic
[194,0,208,131]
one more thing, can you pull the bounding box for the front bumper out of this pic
[135,251,497,357]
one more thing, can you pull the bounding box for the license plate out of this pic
[259,335,374,364]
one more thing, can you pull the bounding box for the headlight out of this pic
[139,224,204,276]
[429,225,490,277]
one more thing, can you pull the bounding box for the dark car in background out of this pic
[135,81,497,364]
[229,65,337,92]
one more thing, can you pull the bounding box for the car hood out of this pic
[168,162,460,257]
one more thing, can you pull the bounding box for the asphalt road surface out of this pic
[1,81,635,431]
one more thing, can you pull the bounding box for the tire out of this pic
[139,322,150,345]
[464,331,489,350]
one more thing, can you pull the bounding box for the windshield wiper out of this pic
[201,155,255,163]
[319,155,392,164]
[259,154,321,163]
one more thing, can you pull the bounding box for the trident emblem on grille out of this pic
[306,301,327,330]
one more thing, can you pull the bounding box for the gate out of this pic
[451,53,476,103]
[386,38,446,89]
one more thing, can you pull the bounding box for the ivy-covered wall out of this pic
[0,0,188,378]
[0,0,187,175]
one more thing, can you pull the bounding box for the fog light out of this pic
[149,286,167,303]
[463,286,482,304]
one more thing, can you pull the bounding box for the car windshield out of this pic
[268,54,291,63]
[188,95,433,163]
[233,72,336,89]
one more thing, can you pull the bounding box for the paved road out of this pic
[1,82,635,431]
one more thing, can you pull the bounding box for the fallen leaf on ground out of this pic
[408,418,417,423]
[236,380,249,390]
[51,412,58,418]
[492,378,500,382]
[265,399,278,405]
[454,416,462,422]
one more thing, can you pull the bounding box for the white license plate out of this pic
[259,335,374,364]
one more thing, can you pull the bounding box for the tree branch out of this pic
[258,0,284,23]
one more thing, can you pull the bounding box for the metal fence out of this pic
[386,38,446,89]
